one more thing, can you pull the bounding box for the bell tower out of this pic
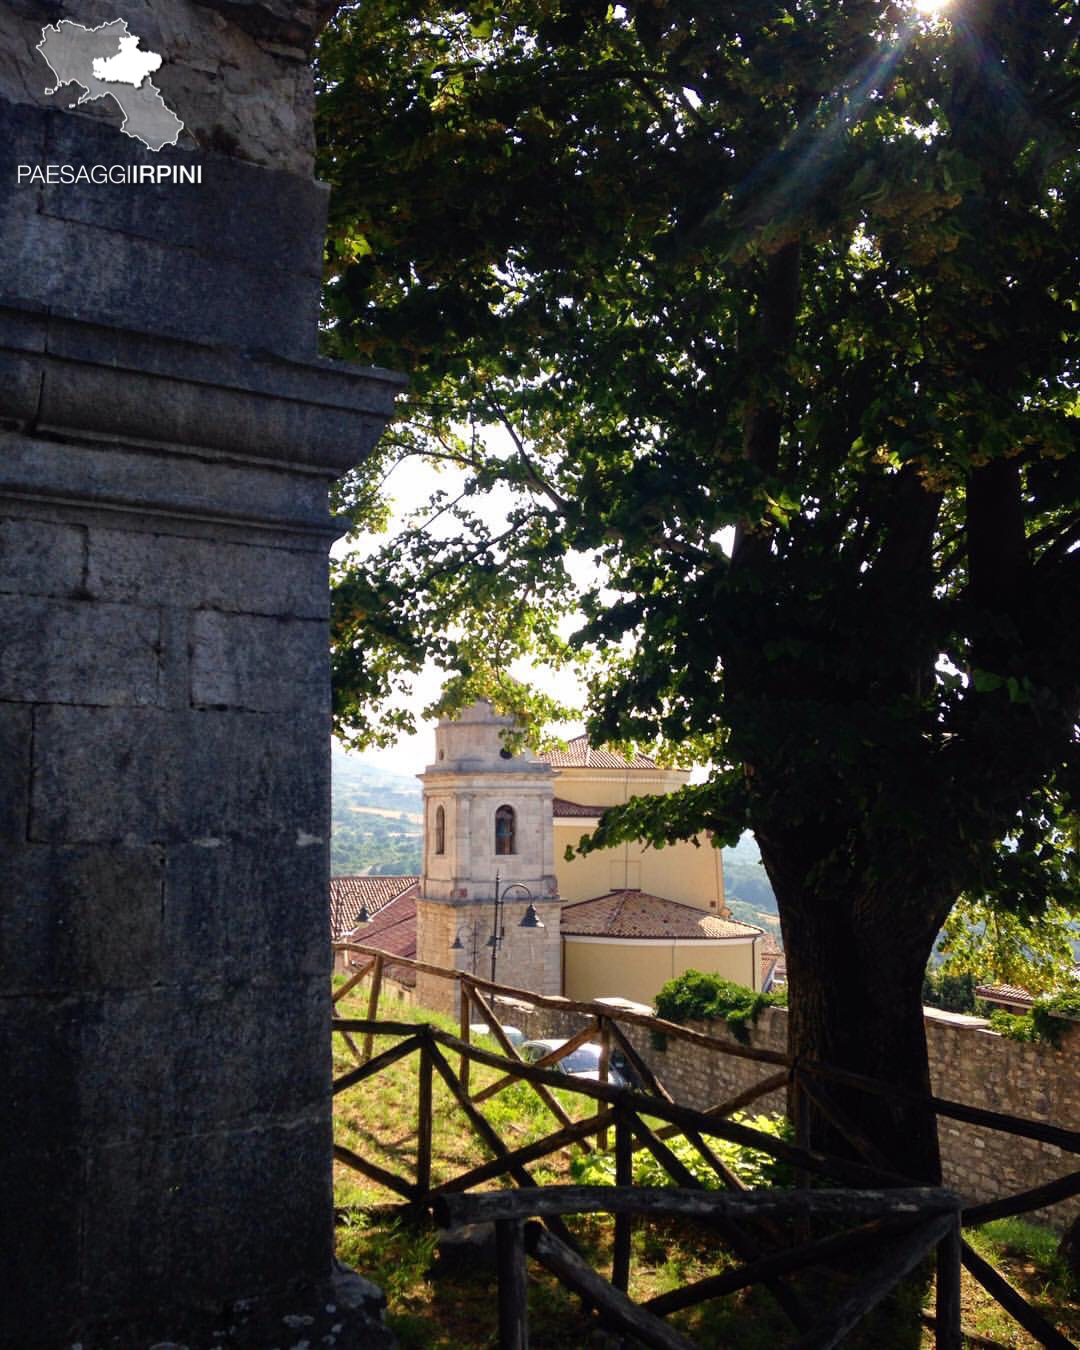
[415,701,562,1013]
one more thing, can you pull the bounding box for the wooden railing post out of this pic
[598,1017,611,1151]
[496,1218,529,1350]
[612,1110,633,1293]
[362,953,384,1064]
[460,978,472,1096]
[935,1213,962,1350]
[417,1039,433,1201]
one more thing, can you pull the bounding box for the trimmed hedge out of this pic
[654,969,787,1042]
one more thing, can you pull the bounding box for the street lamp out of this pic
[450,870,545,983]
[486,875,539,983]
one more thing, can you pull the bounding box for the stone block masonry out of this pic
[508,1000,1080,1232]
[0,2,403,1344]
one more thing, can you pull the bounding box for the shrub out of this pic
[654,970,787,1042]
[989,988,1080,1046]
[1032,988,1080,1045]
[569,1113,795,1190]
[988,1008,1038,1043]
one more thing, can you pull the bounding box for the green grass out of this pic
[332,982,1079,1347]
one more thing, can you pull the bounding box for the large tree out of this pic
[317,0,1080,1181]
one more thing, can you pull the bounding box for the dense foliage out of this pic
[933,893,1079,996]
[654,970,788,1041]
[317,0,1079,1178]
[990,988,1080,1045]
[920,968,976,1013]
[570,1112,795,1190]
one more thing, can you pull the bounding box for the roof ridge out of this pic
[609,888,633,932]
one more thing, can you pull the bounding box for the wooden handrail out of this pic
[422,1026,911,1189]
[643,1213,927,1317]
[334,943,1080,1157]
[431,1184,961,1227]
[331,954,1075,1350]
[333,1019,913,1188]
[962,1170,1080,1227]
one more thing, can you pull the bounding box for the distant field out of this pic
[348,804,424,825]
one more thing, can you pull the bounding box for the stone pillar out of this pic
[0,3,401,1345]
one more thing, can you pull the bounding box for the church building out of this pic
[332,701,763,1014]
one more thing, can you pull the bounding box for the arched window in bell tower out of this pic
[495,804,516,855]
[434,804,446,855]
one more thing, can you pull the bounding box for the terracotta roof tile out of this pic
[350,892,418,983]
[553,796,602,818]
[329,875,419,942]
[975,982,1036,1007]
[561,890,762,940]
[539,735,660,770]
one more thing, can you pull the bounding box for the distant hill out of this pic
[717,833,778,929]
[331,752,779,928]
[331,751,422,876]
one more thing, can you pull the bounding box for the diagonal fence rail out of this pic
[431,1185,965,1350]
[332,944,1080,1349]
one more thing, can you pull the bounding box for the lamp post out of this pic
[450,917,483,972]
[451,870,545,984]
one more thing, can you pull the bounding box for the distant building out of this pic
[330,874,419,945]
[330,875,419,981]
[974,983,1037,1015]
[334,700,762,1013]
[760,934,786,992]
[545,735,727,911]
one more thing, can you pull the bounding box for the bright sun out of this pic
[915,0,952,12]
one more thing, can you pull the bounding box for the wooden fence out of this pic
[433,1186,964,1350]
[332,943,1080,1350]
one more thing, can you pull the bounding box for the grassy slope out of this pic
[332,986,1079,1348]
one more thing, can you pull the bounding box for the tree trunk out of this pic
[764,849,946,1184]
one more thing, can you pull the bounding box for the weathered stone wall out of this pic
[499,998,1080,1231]
[926,1011,1080,1231]
[1,0,404,1342]
[0,338,402,1348]
[416,898,563,1017]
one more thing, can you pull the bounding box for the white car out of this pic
[469,1022,525,1048]
[519,1038,637,1088]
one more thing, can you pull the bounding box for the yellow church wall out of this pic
[554,821,725,911]
[564,937,759,1006]
[552,767,689,809]
[552,765,725,911]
